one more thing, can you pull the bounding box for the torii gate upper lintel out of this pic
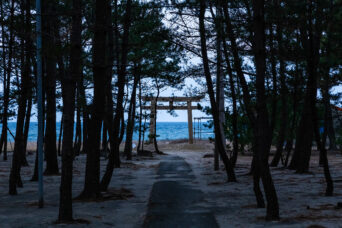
[141,96,204,144]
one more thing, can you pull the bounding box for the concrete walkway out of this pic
[143,156,219,228]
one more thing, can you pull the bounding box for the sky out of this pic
[22,77,210,123]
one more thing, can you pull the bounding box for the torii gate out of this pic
[141,96,203,144]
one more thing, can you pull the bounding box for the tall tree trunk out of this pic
[80,0,108,199]
[22,88,33,167]
[101,121,107,151]
[118,111,125,146]
[217,9,239,167]
[289,2,322,173]
[102,3,115,166]
[58,114,63,156]
[9,0,30,195]
[268,24,278,136]
[152,80,162,154]
[284,59,300,167]
[100,0,133,191]
[252,0,279,220]
[227,62,238,167]
[214,8,225,171]
[79,72,88,153]
[43,0,59,175]
[271,0,288,167]
[221,0,264,205]
[322,72,336,151]
[137,79,143,152]
[313,96,333,196]
[0,0,7,157]
[74,88,82,156]
[0,0,14,160]
[124,69,139,160]
[58,0,80,220]
[199,0,236,182]
[209,2,226,170]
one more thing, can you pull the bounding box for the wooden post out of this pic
[187,101,193,144]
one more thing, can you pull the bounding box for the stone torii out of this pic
[141,96,203,144]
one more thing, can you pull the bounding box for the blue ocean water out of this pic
[0,122,214,142]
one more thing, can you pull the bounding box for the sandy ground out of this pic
[0,150,160,227]
[171,150,342,228]
[0,140,341,227]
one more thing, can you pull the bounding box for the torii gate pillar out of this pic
[187,101,193,144]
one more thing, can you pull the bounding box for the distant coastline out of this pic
[0,121,214,142]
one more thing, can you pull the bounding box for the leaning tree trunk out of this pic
[199,0,236,182]
[221,1,264,205]
[22,86,33,167]
[137,79,143,152]
[124,70,139,160]
[218,13,238,167]
[58,114,63,156]
[9,0,30,194]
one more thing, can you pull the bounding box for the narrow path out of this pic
[143,156,219,228]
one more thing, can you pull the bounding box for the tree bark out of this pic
[219,12,238,167]
[58,114,63,156]
[9,0,30,195]
[199,0,236,182]
[214,7,225,171]
[313,99,333,196]
[58,0,80,220]
[251,0,279,220]
[221,0,264,205]
[0,0,14,160]
[270,0,288,167]
[322,71,336,151]
[289,2,322,173]
[80,0,108,199]
[137,79,143,152]
[100,0,133,191]
[74,88,82,156]
[43,0,59,175]
[124,69,139,160]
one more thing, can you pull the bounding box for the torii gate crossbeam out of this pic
[141,96,203,144]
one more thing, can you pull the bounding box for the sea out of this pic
[0,122,214,142]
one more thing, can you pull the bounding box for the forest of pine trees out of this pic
[0,0,342,224]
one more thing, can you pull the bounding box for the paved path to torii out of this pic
[143,155,219,228]
[141,96,203,144]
